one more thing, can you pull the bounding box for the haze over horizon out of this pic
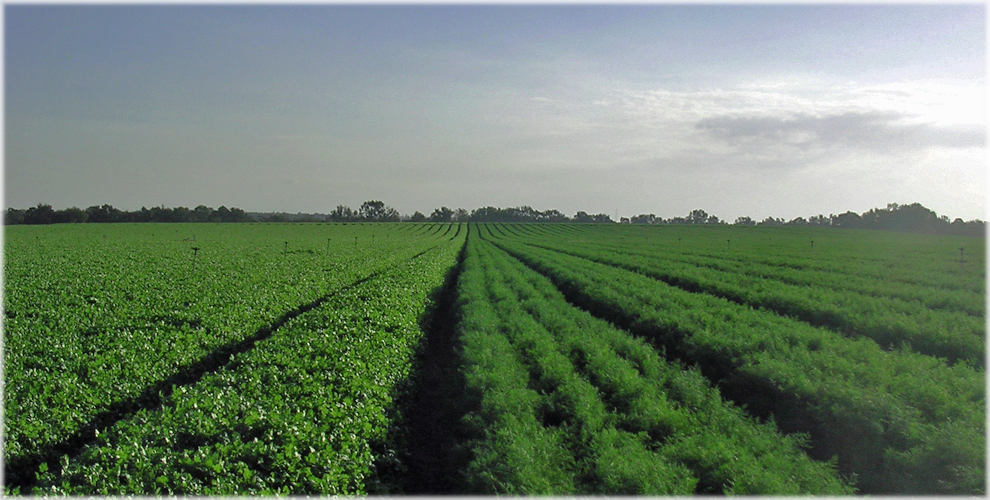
[5,5,986,222]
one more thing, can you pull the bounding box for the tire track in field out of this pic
[4,243,448,493]
[378,226,472,494]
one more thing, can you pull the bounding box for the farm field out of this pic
[4,222,463,494]
[3,222,985,495]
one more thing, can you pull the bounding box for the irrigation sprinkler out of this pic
[284,241,289,258]
[959,247,965,271]
[326,238,331,257]
[191,247,200,271]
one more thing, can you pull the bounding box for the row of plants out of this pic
[26,227,466,495]
[483,229,984,495]
[666,249,982,316]
[3,222,457,488]
[517,223,984,316]
[454,225,853,494]
[514,222,984,294]
[506,228,983,364]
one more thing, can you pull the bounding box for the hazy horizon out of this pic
[5,5,986,222]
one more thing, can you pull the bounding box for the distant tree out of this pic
[409,211,427,222]
[869,202,943,232]
[430,206,454,222]
[659,209,721,224]
[86,204,122,223]
[466,206,571,222]
[758,216,785,226]
[359,200,387,221]
[5,208,25,225]
[23,203,56,225]
[215,206,232,223]
[808,214,830,227]
[541,209,569,222]
[10,203,254,224]
[342,200,402,222]
[193,205,213,222]
[830,211,862,229]
[226,207,250,222]
[130,207,151,223]
[54,207,88,224]
[785,217,809,226]
[520,206,563,222]
[631,214,658,224]
[453,208,470,222]
[572,212,613,223]
[671,209,723,224]
[734,216,755,226]
[381,206,401,222]
[954,219,986,236]
[468,206,496,222]
[328,205,355,222]
[171,206,192,222]
[688,209,709,224]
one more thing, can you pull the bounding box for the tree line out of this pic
[626,204,984,235]
[328,203,614,224]
[5,201,984,236]
[4,204,252,225]
[735,203,984,235]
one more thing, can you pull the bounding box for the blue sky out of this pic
[5,4,986,220]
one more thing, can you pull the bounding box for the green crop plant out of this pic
[454,230,854,494]
[483,226,983,495]
[4,222,461,493]
[27,227,465,495]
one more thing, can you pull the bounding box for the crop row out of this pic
[482,229,984,495]
[498,229,984,364]
[27,227,465,495]
[516,223,984,316]
[668,250,982,316]
[3,222,457,488]
[511,223,984,294]
[454,226,852,494]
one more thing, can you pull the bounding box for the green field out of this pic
[3,222,984,494]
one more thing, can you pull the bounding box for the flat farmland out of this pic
[4,222,984,495]
[4,222,463,494]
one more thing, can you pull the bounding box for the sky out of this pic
[4,4,987,221]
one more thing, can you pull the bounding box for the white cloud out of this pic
[538,78,987,168]
[695,110,985,152]
[477,76,986,219]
